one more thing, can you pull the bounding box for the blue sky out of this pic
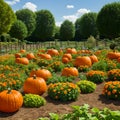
[5,0,120,26]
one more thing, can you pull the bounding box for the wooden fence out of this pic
[0,41,109,54]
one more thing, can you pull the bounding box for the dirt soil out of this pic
[0,82,120,120]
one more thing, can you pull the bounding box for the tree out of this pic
[97,2,120,39]
[54,26,60,39]
[33,10,55,41]
[60,20,75,41]
[9,20,28,40]
[75,12,98,39]
[0,0,16,34]
[16,9,36,37]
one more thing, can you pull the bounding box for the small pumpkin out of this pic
[62,53,72,60]
[37,53,52,60]
[19,49,26,53]
[74,56,92,67]
[89,54,98,64]
[30,69,52,81]
[26,53,35,60]
[62,57,70,64]
[0,88,23,113]
[62,67,79,77]
[23,75,47,95]
[66,48,77,54]
[15,53,21,58]
[47,49,59,56]
[16,57,29,65]
[107,52,120,60]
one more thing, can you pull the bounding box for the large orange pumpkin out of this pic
[107,52,120,60]
[30,69,52,81]
[0,89,23,113]
[74,56,92,67]
[23,75,47,95]
[62,67,79,77]
[15,57,29,65]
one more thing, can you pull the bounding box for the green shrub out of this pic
[76,80,96,93]
[23,94,46,108]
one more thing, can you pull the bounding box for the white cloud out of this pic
[5,0,20,5]
[56,21,63,27]
[62,8,91,23]
[23,2,37,12]
[66,5,74,9]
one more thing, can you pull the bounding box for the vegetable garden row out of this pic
[0,47,120,119]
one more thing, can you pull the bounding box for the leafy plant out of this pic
[48,82,80,102]
[76,80,96,93]
[46,74,75,85]
[23,94,46,107]
[102,81,120,100]
[86,70,106,83]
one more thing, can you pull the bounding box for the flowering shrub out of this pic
[108,69,120,81]
[23,94,46,107]
[0,65,27,91]
[102,81,120,100]
[78,65,90,72]
[76,80,96,93]
[48,82,80,101]
[86,70,106,83]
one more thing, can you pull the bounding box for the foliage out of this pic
[76,80,96,93]
[0,33,11,42]
[33,9,55,41]
[23,94,46,107]
[78,65,90,72]
[75,12,98,39]
[86,70,106,83]
[48,82,80,101]
[108,69,120,81]
[16,9,36,37]
[96,2,120,39]
[0,0,16,34]
[60,20,75,41]
[9,20,28,40]
[102,81,120,100]
[0,65,27,91]
[38,104,120,120]
[46,74,75,85]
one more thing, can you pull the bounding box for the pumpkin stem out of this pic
[7,88,11,94]
[33,74,36,79]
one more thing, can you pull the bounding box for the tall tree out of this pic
[33,9,55,41]
[16,9,36,37]
[9,20,28,40]
[75,12,98,39]
[60,20,75,41]
[0,0,16,34]
[97,2,120,39]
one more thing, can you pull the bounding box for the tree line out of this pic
[0,0,120,43]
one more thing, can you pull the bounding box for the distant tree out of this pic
[54,26,60,39]
[33,10,55,41]
[75,12,98,39]
[16,9,36,37]
[9,20,28,40]
[60,20,75,41]
[0,0,16,34]
[97,2,120,39]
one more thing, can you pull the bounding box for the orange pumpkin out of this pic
[37,53,52,60]
[74,56,92,67]
[107,52,120,60]
[89,54,98,64]
[62,53,72,60]
[16,57,29,65]
[0,88,23,113]
[26,53,35,60]
[19,49,26,53]
[23,75,47,95]
[30,69,52,81]
[62,67,78,77]
[15,53,21,58]
[66,48,77,54]
[47,49,59,56]
[62,57,70,64]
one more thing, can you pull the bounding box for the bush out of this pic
[23,94,46,108]
[48,82,80,102]
[102,81,120,100]
[76,80,96,93]
[86,70,106,83]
